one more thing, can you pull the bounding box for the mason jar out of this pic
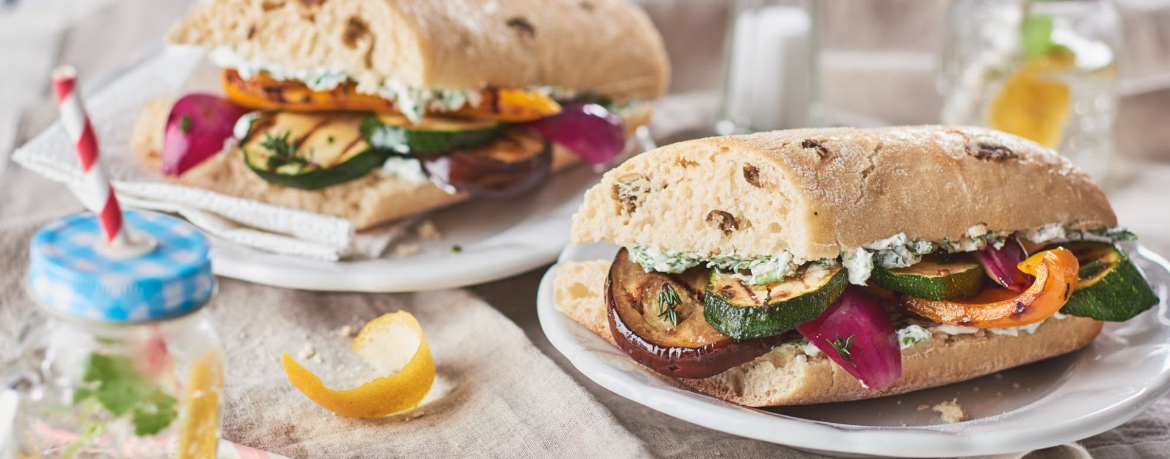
[2,210,224,458]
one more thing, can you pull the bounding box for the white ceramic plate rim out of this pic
[537,242,1170,457]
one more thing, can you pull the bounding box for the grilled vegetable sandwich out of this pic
[131,0,668,230]
[554,125,1160,406]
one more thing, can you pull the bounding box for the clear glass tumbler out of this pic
[939,0,1120,181]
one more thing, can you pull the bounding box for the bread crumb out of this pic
[396,244,421,257]
[312,353,323,364]
[335,325,356,338]
[932,399,967,423]
[1012,382,1021,389]
[994,373,1004,379]
[416,220,442,241]
[298,343,316,360]
[896,400,902,405]
[917,404,930,411]
[973,387,980,392]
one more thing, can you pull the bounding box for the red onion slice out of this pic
[796,286,902,391]
[162,93,248,176]
[976,237,1033,292]
[523,102,625,166]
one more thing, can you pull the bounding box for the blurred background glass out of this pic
[939,0,1121,181]
[717,0,822,135]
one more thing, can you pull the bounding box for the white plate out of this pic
[211,164,601,292]
[537,242,1170,458]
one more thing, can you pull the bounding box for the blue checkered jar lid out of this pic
[27,210,214,323]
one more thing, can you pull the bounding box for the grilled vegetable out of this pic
[525,102,626,165]
[222,70,561,122]
[162,94,247,176]
[240,112,389,190]
[1043,242,1159,321]
[796,286,902,391]
[361,114,499,154]
[451,88,562,122]
[869,254,986,301]
[899,248,1079,328]
[704,264,848,340]
[223,69,395,113]
[606,248,786,379]
[976,237,1033,292]
[421,129,551,198]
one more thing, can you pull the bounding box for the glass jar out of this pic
[2,210,224,459]
[938,0,1120,181]
[717,0,822,135]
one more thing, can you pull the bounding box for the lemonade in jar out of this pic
[2,210,224,458]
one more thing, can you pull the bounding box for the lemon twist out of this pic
[282,311,436,418]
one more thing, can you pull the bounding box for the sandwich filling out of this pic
[605,223,1156,390]
[157,47,642,201]
[629,223,1137,286]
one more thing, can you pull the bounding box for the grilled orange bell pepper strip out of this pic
[221,70,562,122]
[222,69,397,113]
[900,248,1079,328]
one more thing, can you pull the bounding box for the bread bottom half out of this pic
[553,260,1105,407]
[131,100,654,231]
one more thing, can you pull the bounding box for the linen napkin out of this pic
[10,46,390,262]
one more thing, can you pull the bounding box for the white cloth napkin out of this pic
[11,46,399,262]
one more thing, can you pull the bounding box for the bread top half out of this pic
[571,125,1117,262]
[167,0,670,101]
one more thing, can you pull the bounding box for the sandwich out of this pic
[131,0,669,230]
[554,125,1160,406]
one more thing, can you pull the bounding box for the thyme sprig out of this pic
[657,283,682,329]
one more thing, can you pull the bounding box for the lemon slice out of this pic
[987,53,1074,148]
[176,350,223,459]
[282,311,435,418]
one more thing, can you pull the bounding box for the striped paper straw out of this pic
[51,66,130,248]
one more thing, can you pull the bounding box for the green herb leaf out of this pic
[76,353,178,437]
[179,115,193,134]
[1078,260,1109,278]
[828,333,855,364]
[451,245,463,254]
[131,389,178,436]
[657,283,682,328]
[261,130,310,171]
[1021,15,1056,59]
[1020,12,1072,60]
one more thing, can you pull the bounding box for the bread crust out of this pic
[167,0,670,101]
[571,126,1117,263]
[553,259,1104,407]
[131,99,628,230]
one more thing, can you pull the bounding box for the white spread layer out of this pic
[377,156,429,185]
[794,312,1068,358]
[209,47,586,122]
[630,223,1133,286]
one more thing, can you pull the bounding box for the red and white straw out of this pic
[51,66,129,248]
